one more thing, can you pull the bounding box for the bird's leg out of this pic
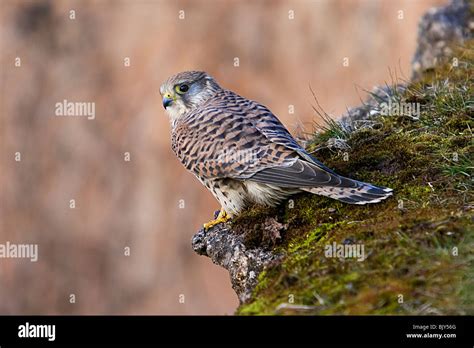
[203,208,231,230]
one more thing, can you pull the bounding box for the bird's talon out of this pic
[204,209,231,230]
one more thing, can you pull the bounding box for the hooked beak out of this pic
[162,93,174,109]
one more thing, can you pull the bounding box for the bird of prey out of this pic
[160,71,392,229]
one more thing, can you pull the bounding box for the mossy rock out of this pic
[235,43,474,315]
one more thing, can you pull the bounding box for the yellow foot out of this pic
[203,208,231,230]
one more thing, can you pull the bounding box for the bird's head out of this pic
[160,71,220,123]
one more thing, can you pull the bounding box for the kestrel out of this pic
[160,71,392,229]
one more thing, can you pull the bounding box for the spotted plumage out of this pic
[160,71,392,227]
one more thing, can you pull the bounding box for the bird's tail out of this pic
[301,178,393,205]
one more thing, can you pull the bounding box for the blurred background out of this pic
[0,0,445,314]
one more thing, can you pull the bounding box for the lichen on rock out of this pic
[192,218,285,303]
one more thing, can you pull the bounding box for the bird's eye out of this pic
[175,84,189,94]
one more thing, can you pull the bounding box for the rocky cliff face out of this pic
[412,0,473,78]
[192,0,474,314]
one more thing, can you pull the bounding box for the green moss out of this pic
[236,42,474,315]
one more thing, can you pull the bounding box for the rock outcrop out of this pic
[412,0,473,78]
